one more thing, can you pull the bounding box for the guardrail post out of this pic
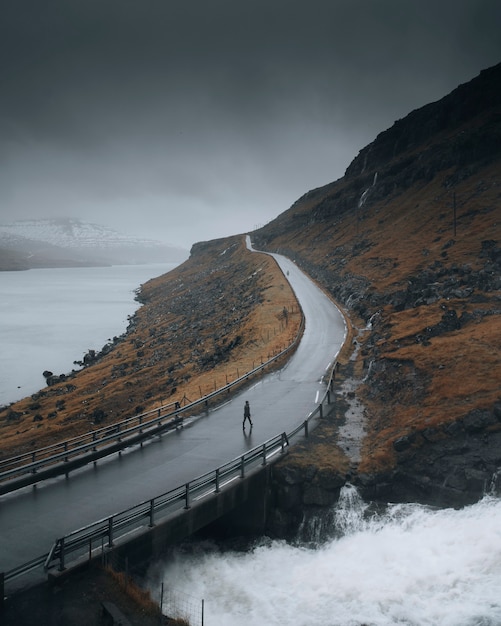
[262,443,267,465]
[108,518,114,548]
[1,572,4,607]
[92,432,97,452]
[215,468,220,493]
[319,404,323,418]
[184,483,191,509]
[327,390,331,404]
[304,420,309,437]
[64,442,68,463]
[240,457,245,478]
[281,432,289,452]
[31,452,37,474]
[149,499,155,527]
[58,538,66,571]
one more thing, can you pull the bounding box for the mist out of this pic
[1,0,500,248]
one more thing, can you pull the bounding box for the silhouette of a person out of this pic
[243,400,253,429]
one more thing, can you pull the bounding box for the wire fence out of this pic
[104,549,204,625]
[160,585,204,626]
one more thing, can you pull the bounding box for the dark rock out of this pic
[393,435,415,452]
[92,408,106,424]
[463,408,497,433]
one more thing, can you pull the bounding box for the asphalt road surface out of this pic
[0,241,347,581]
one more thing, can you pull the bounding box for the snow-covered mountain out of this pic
[0,218,189,270]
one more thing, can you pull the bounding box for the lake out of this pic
[0,263,177,405]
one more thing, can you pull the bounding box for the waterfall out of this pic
[358,171,378,208]
[149,490,501,625]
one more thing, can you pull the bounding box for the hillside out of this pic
[254,63,501,507]
[0,237,301,454]
[1,64,500,509]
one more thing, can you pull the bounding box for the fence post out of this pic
[149,499,155,527]
[58,538,66,571]
[108,518,114,548]
[184,483,191,509]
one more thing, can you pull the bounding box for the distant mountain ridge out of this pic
[0,218,188,269]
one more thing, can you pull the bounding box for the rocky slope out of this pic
[0,237,300,454]
[255,63,501,522]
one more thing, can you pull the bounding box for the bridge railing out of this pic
[2,321,344,592]
[0,314,305,489]
[2,355,338,591]
[42,430,296,574]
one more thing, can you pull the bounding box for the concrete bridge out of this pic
[1,242,346,598]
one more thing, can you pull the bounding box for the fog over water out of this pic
[149,485,501,626]
[0,264,175,405]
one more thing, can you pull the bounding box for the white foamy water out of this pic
[150,486,501,626]
[0,263,176,405]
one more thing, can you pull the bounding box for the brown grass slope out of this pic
[254,63,501,478]
[0,237,300,457]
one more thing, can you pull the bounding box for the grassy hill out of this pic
[253,63,501,505]
[0,237,301,455]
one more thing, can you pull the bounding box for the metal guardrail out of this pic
[0,315,305,492]
[1,294,343,592]
[43,430,294,574]
[3,356,338,588]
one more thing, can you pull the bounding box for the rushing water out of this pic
[0,263,176,405]
[149,485,501,626]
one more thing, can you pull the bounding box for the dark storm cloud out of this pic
[1,0,500,248]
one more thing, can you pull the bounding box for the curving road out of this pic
[0,242,347,579]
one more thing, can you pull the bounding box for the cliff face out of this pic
[255,63,501,518]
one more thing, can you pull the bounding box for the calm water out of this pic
[0,263,176,405]
[149,485,501,626]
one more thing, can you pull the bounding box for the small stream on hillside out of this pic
[147,484,501,625]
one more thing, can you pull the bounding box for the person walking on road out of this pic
[243,400,253,429]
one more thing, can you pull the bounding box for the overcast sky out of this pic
[1,1,500,250]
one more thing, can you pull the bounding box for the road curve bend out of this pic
[0,243,347,580]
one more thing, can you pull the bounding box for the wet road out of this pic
[0,242,347,575]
